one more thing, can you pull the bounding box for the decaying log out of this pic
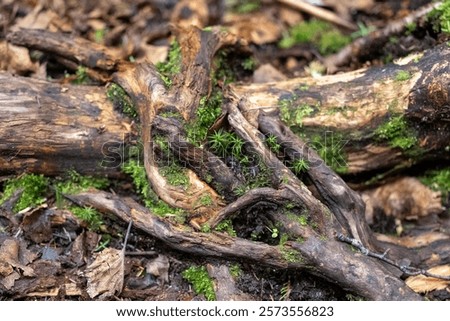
[0,72,133,177]
[232,42,450,176]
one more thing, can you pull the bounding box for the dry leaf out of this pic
[85,248,124,299]
[146,255,169,285]
[0,238,35,277]
[406,265,450,293]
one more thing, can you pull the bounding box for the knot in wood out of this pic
[427,80,448,107]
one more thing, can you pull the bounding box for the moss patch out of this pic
[279,19,351,55]
[0,174,49,212]
[279,96,315,127]
[106,83,137,118]
[374,115,417,150]
[428,0,450,34]
[394,70,411,82]
[420,168,450,199]
[122,159,184,218]
[182,266,216,301]
[156,40,181,88]
[70,206,103,231]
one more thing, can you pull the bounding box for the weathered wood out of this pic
[231,42,450,176]
[7,29,119,82]
[0,72,132,177]
[69,189,421,300]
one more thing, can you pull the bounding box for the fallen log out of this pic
[0,72,133,177]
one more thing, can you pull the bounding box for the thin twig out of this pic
[337,233,450,281]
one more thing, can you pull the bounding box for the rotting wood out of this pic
[0,72,133,177]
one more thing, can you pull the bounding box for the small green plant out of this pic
[420,168,450,199]
[106,83,138,118]
[73,66,90,85]
[374,115,417,150]
[310,131,348,173]
[394,70,412,82]
[241,57,256,71]
[182,266,216,301]
[266,134,281,153]
[405,22,417,35]
[0,174,49,212]
[292,159,310,174]
[156,40,182,87]
[70,206,103,231]
[279,19,351,55]
[94,28,106,43]
[351,22,376,39]
[269,227,279,238]
[201,224,212,233]
[215,219,237,237]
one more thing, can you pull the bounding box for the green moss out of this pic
[56,170,109,195]
[420,168,450,199]
[229,0,261,14]
[122,159,184,217]
[0,174,49,212]
[241,57,256,71]
[106,83,138,118]
[428,0,450,34]
[214,219,237,237]
[159,163,189,188]
[279,19,351,55]
[70,206,103,231]
[198,193,213,206]
[394,70,412,82]
[286,210,309,226]
[405,22,417,35]
[279,97,315,127]
[229,263,242,278]
[209,129,245,159]
[156,40,182,87]
[212,50,236,86]
[73,66,90,85]
[186,91,223,146]
[374,115,417,150]
[280,246,303,263]
[182,266,216,301]
[94,28,106,43]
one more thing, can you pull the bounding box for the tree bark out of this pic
[0,72,133,177]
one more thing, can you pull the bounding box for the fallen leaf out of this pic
[146,255,169,285]
[84,248,124,299]
[406,265,450,293]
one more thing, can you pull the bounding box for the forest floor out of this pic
[0,0,449,301]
